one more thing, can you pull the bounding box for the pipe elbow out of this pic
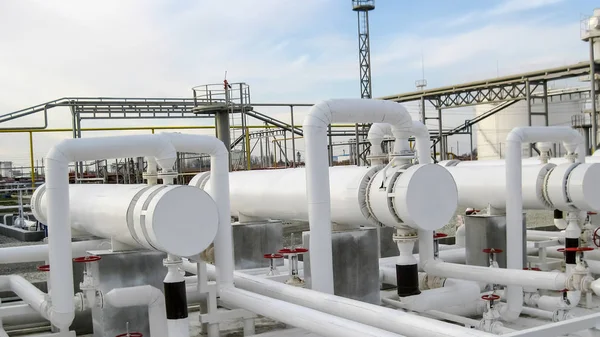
[48,308,75,330]
[499,303,521,322]
[46,140,72,164]
[506,127,527,144]
[153,134,178,170]
[303,101,332,129]
[411,121,428,138]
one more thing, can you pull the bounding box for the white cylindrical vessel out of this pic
[190,165,458,231]
[445,164,554,210]
[191,166,379,227]
[32,184,218,257]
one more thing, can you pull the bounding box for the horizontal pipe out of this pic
[219,287,402,337]
[183,261,493,337]
[423,260,566,290]
[380,278,481,312]
[0,240,107,264]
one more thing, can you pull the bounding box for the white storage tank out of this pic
[476,99,583,160]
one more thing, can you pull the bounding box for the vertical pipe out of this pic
[328,125,333,166]
[164,256,189,337]
[469,127,474,160]
[215,111,231,171]
[355,123,360,166]
[152,128,155,134]
[29,132,35,188]
[290,105,296,168]
[591,38,598,153]
[526,80,533,157]
[259,136,264,168]
[505,136,524,320]
[245,127,251,170]
[437,108,443,160]
[284,130,288,167]
[420,97,426,123]
[70,107,77,182]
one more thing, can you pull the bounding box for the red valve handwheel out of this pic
[594,227,600,248]
[557,247,594,253]
[116,333,143,337]
[481,294,500,301]
[278,248,308,254]
[37,265,50,272]
[73,255,102,263]
[482,248,503,254]
[589,212,598,215]
[523,267,542,271]
[263,253,284,259]
[433,233,448,239]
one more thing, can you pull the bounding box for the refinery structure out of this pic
[2,3,600,337]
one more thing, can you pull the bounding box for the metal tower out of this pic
[353,0,374,98]
[352,0,375,165]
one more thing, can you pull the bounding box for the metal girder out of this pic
[381,61,594,108]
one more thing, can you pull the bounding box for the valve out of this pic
[593,227,600,248]
[74,255,101,308]
[37,265,50,272]
[480,293,502,331]
[433,232,447,259]
[263,253,284,276]
[278,248,308,286]
[482,248,503,268]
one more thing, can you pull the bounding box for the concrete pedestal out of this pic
[88,249,167,337]
[465,214,526,268]
[233,220,284,270]
[302,227,380,304]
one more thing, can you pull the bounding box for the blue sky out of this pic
[0,0,597,164]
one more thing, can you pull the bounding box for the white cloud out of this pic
[0,0,592,165]
[446,0,565,27]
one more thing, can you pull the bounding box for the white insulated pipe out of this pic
[505,126,584,321]
[0,275,62,328]
[366,123,391,165]
[381,277,481,312]
[219,287,403,337]
[44,134,177,330]
[0,240,106,264]
[302,99,415,293]
[422,260,567,290]
[159,133,232,287]
[104,285,168,337]
[184,261,494,337]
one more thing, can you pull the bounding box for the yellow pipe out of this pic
[29,132,35,188]
[0,124,356,134]
[245,127,251,170]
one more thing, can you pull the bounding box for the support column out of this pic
[355,124,360,166]
[469,126,474,160]
[542,81,557,155]
[29,132,35,188]
[591,38,598,153]
[215,110,231,171]
[437,108,443,160]
[328,125,333,166]
[290,105,296,168]
[526,80,533,157]
[420,96,426,123]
